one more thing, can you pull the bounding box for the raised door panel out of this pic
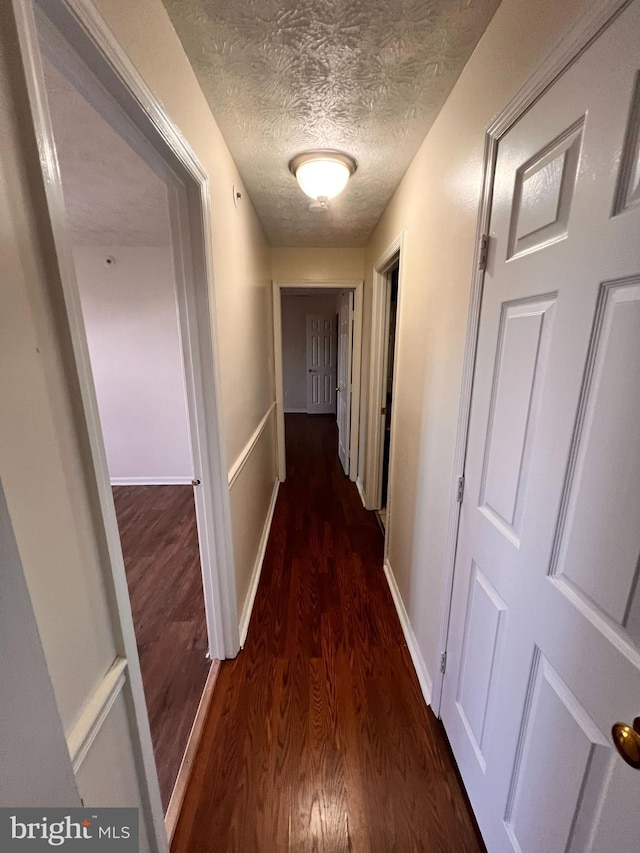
[505,651,609,853]
[614,72,640,215]
[550,279,640,644]
[456,564,507,771]
[508,121,583,259]
[479,296,556,543]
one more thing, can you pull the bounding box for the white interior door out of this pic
[337,291,354,473]
[306,313,337,415]
[442,5,640,851]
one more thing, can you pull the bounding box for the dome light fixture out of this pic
[289,150,357,207]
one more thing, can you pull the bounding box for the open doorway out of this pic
[273,280,364,483]
[33,6,234,830]
[281,291,338,416]
[364,233,404,551]
[40,46,205,814]
[378,263,399,530]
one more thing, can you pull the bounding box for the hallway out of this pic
[172,415,483,852]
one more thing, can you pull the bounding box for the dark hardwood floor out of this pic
[172,414,484,852]
[112,484,210,811]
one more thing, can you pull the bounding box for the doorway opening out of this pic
[364,233,404,558]
[378,263,399,530]
[25,2,238,843]
[39,29,208,816]
[273,280,364,483]
[281,291,339,417]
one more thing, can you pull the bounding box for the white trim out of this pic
[164,179,238,660]
[355,477,367,508]
[239,478,280,646]
[110,476,193,487]
[383,560,432,706]
[273,280,364,483]
[228,402,276,489]
[67,656,128,773]
[430,0,632,717]
[165,660,220,843]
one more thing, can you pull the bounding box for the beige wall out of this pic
[362,0,593,696]
[271,247,364,282]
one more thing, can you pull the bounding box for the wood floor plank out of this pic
[172,415,485,852]
[112,484,210,811]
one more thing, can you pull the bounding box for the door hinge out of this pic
[478,234,489,271]
[456,475,465,503]
[381,406,386,415]
[440,652,447,675]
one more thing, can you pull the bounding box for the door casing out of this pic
[363,233,405,570]
[337,291,355,475]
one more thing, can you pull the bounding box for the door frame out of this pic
[430,0,632,716]
[13,0,239,846]
[363,233,405,565]
[273,280,364,482]
[337,290,355,475]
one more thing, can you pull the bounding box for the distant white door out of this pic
[306,314,336,414]
[337,292,354,473]
[442,5,640,851]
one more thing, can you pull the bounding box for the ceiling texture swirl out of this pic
[162,0,501,246]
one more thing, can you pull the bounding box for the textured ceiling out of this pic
[42,56,171,247]
[162,0,500,246]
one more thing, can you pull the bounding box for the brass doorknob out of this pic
[611,717,640,769]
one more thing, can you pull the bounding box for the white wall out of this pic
[282,293,338,412]
[362,0,595,700]
[74,245,192,483]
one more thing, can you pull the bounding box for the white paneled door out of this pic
[306,314,337,415]
[442,4,640,852]
[337,292,354,473]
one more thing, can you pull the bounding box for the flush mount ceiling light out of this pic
[289,150,357,207]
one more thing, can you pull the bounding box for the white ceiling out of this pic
[42,56,171,247]
[162,0,501,247]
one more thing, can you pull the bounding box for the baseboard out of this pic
[284,407,307,413]
[355,477,367,508]
[239,478,280,646]
[110,476,192,486]
[383,558,433,707]
[165,659,220,842]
